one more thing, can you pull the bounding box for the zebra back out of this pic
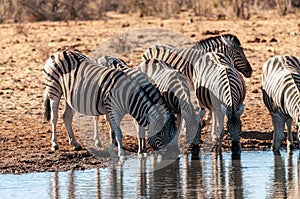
[142,46,204,83]
[137,58,191,113]
[262,55,300,120]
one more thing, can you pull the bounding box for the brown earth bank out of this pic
[1,10,300,174]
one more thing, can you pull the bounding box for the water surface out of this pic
[0,150,299,198]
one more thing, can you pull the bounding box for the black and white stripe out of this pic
[43,51,177,159]
[143,48,245,154]
[261,55,300,155]
[192,34,252,78]
[193,52,245,155]
[137,58,205,158]
[96,56,198,156]
[142,34,252,78]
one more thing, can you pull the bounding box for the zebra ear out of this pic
[220,36,233,47]
[236,104,244,116]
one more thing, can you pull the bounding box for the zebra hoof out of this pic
[73,145,83,151]
[138,152,147,159]
[51,145,59,151]
[191,144,200,159]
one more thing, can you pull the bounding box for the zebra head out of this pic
[221,104,244,157]
[220,35,252,78]
[147,111,178,151]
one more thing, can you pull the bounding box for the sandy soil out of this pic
[0,10,300,174]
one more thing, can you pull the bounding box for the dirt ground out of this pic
[0,10,300,174]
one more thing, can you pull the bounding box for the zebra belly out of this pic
[67,91,107,116]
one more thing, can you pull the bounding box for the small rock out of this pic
[252,89,259,93]
[122,23,130,28]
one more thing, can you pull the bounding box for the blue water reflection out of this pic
[0,150,299,198]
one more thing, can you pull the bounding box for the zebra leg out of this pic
[106,115,117,158]
[50,98,60,151]
[296,125,300,149]
[173,113,181,154]
[217,112,225,155]
[108,113,125,160]
[211,111,219,151]
[136,123,147,158]
[286,119,294,153]
[271,114,285,155]
[63,103,82,151]
[93,116,101,148]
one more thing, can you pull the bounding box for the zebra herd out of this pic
[43,34,300,160]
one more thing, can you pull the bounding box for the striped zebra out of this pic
[142,39,248,155]
[261,55,300,155]
[95,55,159,156]
[193,52,245,156]
[137,58,205,158]
[143,50,245,155]
[95,56,205,158]
[142,34,252,78]
[43,50,177,159]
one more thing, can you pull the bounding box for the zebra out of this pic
[94,55,161,156]
[137,58,205,158]
[261,55,300,155]
[142,50,245,155]
[142,37,249,125]
[142,34,252,78]
[192,52,245,156]
[95,56,205,158]
[142,42,247,156]
[43,50,177,159]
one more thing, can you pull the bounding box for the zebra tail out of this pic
[44,94,51,122]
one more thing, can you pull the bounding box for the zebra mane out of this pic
[192,34,241,50]
[282,56,300,74]
[67,50,92,64]
[215,52,235,67]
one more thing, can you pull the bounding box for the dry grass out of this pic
[0,0,299,23]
